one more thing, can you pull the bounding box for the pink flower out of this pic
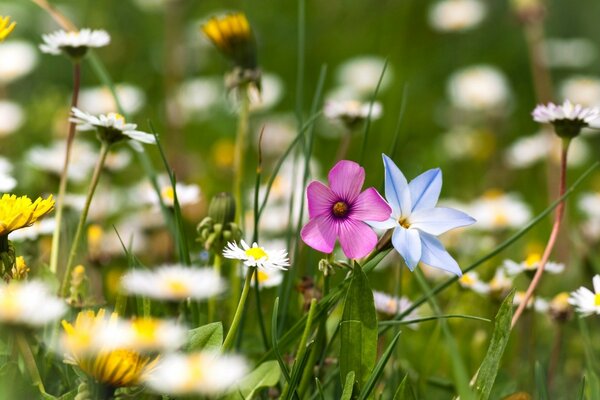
[300,160,392,259]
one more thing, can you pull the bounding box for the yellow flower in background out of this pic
[0,16,16,42]
[202,13,256,68]
[0,194,55,236]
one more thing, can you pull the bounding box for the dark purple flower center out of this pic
[332,201,349,218]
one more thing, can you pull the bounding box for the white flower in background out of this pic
[249,72,284,112]
[428,0,486,32]
[121,265,226,301]
[70,107,156,144]
[64,187,127,222]
[569,275,600,316]
[336,56,393,97]
[176,77,223,121]
[505,130,589,169]
[132,0,168,12]
[223,240,290,271]
[579,192,600,219]
[26,140,97,182]
[248,267,284,289]
[560,76,600,108]
[467,191,532,231]
[373,291,420,320]
[9,217,55,242]
[103,318,187,353]
[60,309,129,355]
[513,292,549,313]
[40,29,110,56]
[135,175,201,208]
[447,65,510,111]
[143,352,247,396]
[502,253,564,276]
[78,84,146,116]
[0,281,66,327]
[0,40,38,83]
[458,272,490,295]
[88,217,148,257]
[0,157,16,192]
[549,292,572,319]
[254,114,296,157]
[532,100,600,127]
[543,38,596,69]
[104,148,132,171]
[488,268,513,296]
[0,100,24,136]
[441,126,495,161]
[324,99,382,124]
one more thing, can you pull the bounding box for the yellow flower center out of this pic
[246,247,268,260]
[398,217,411,229]
[483,189,503,199]
[257,270,270,283]
[0,287,21,320]
[114,113,125,122]
[332,201,349,217]
[492,211,508,226]
[525,253,541,269]
[161,186,175,202]
[132,319,159,344]
[165,279,190,296]
[459,274,474,286]
[594,293,600,307]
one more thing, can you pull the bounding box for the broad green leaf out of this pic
[474,290,515,400]
[185,322,223,352]
[341,371,356,400]
[393,375,416,400]
[225,360,281,400]
[339,264,377,395]
[359,331,402,400]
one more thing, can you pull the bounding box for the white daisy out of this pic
[108,317,187,353]
[447,65,510,111]
[40,29,110,57]
[246,267,284,289]
[467,190,532,231]
[428,0,486,32]
[27,139,97,182]
[324,99,382,125]
[136,175,201,208]
[78,83,146,116]
[223,240,290,271]
[121,265,225,301]
[0,157,16,192]
[0,281,66,327]
[532,100,600,126]
[560,76,600,108]
[0,40,38,84]
[0,100,24,136]
[569,275,600,316]
[336,56,394,97]
[542,38,596,69]
[372,291,419,319]
[488,268,513,297]
[458,272,490,295]
[502,253,564,276]
[549,292,572,319]
[513,291,549,314]
[8,217,55,242]
[504,130,589,169]
[143,352,247,396]
[70,107,156,145]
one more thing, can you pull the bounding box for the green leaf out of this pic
[341,371,356,400]
[578,376,586,400]
[185,322,223,352]
[393,375,416,400]
[474,290,516,400]
[535,362,549,400]
[339,264,378,395]
[225,360,281,400]
[359,331,402,400]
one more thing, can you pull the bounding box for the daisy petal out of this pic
[391,227,422,271]
[409,168,442,213]
[409,207,476,235]
[328,160,365,202]
[593,275,600,293]
[338,218,377,259]
[351,187,392,221]
[382,154,410,217]
[300,215,337,254]
[306,181,337,218]
[419,231,462,276]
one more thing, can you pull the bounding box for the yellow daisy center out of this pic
[245,247,268,260]
[165,279,189,296]
[594,293,600,307]
[0,287,22,320]
[132,319,159,344]
[257,270,270,283]
[161,186,175,202]
[525,253,541,269]
[459,274,474,286]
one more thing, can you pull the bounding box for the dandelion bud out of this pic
[68,265,89,307]
[0,238,16,280]
[208,192,236,225]
[197,193,242,253]
[10,256,29,281]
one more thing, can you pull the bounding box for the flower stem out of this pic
[511,138,570,328]
[15,333,45,395]
[233,88,250,225]
[60,142,110,297]
[50,61,81,275]
[222,265,254,351]
[208,254,222,322]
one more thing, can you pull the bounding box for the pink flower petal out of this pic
[306,181,337,218]
[351,187,392,222]
[338,218,378,259]
[301,215,337,254]
[328,160,365,202]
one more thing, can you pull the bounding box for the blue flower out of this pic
[369,154,476,276]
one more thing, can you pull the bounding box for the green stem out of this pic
[15,333,45,395]
[50,61,81,275]
[60,142,110,297]
[208,254,222,322]
[222,266,254,351]
[233,89,250,225]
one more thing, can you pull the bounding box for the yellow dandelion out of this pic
[0,194,55,236]
[0,16,16,42]
[202,12,257,70]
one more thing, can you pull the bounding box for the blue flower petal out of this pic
[409,207,476,235]
[382,154,411,217]
[419,231,462,276]
[409,168,442,213]
[391,227,422,271]
[366,218,398,230]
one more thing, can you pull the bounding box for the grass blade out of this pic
[359,331,402,400]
